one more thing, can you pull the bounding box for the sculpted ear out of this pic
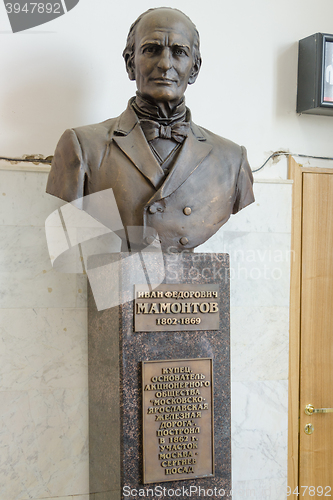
[125,53,136,81]
[188,57,202,85]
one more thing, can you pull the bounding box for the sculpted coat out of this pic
[46,98,254,252]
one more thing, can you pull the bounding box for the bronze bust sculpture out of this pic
[46,7,254,252]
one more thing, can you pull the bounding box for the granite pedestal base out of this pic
[88,253,231,499]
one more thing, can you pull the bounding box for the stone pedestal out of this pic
[88,253,231,499]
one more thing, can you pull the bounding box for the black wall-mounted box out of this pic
[297,33,333,116]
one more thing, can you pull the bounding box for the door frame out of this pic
[288,156,333,491]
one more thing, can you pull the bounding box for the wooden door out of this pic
[289,158,333,498]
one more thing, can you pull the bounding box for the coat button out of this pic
[149,205,157,214]
[183,207,192,216]
[145,235,156,245]
[180,237,189,245]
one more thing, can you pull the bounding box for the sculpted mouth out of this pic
[152,78,176,84]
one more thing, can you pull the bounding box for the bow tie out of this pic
[140,119,190,143]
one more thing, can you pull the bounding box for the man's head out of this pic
[123,8,202,107]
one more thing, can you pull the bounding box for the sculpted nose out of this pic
[157,48,172,71]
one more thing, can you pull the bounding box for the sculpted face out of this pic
[131,9,199,107]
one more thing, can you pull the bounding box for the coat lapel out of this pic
[112,105,165,189]
[147,128,212,204]
[112,101,213,200]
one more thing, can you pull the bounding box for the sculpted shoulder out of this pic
[192,123,244,163]
[73,115,120,146]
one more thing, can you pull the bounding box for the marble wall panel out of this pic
[197,181,291,497]
[231,306,289,382]
[0,226,77,308]
[224,231,291,308]
[221,182,292,234]
[76,274,88,308]
[0,391,40,500]
[232,381,288,484]
[233,478,288,500]
[28,388,88,497]
[15,494,90,499]
[0,170,62,227]
[0,168,291,500]
[0,388,88,499]
[0,308,87,390]
[37,497,75,500]
[0,168,89,500]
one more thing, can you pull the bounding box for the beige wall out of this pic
[1,0,333,175]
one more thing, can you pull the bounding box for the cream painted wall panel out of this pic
[1,0,333,175]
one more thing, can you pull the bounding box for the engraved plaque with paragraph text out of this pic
[142,358,214,484]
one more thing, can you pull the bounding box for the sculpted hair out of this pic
[122,7,202,79]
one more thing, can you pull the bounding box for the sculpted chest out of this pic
[80,128,239,251]
[47,106,254,252]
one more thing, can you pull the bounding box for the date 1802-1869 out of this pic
[156,317,201,326]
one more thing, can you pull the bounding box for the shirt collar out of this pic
[132,92,187,125]
[115,97,206,141]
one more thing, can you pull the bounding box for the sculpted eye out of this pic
[143,45,161,55]
[173,47,187,56]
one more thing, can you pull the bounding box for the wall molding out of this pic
[0,161,50,173]
[0,161,294,184]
